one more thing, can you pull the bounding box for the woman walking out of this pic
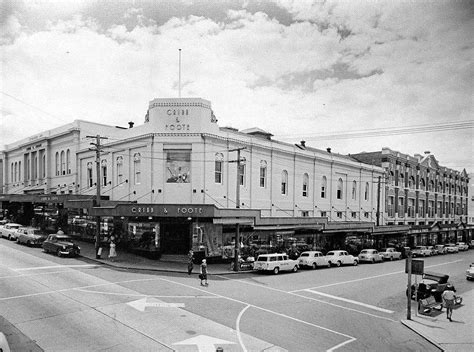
[187,250,194,275]
[199,259,208,286]
[108,241,117,262]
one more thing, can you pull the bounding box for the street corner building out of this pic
[0,97,472,261]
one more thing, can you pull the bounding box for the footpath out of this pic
[401,289,473,352]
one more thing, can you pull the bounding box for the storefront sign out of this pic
[111,204,215,218]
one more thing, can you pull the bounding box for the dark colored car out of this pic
[407,271,454,302]
[42,234,81,257]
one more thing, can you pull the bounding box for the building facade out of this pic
[1,97,386,259]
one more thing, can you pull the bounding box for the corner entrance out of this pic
[160,222,190,254]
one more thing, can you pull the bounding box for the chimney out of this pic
[300,140,306,147]
[128,121,134,128]
[326,147,331,153]
[424,150,430,155]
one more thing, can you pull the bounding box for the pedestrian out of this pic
[442,285,456,322]
[108,241,117,262]
[187,250,194,275]
[199,259,208,286]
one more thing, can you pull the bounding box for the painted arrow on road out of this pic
[127,298,184,312]
[173,334,235,352]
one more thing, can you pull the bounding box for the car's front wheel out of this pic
[273,267,279,275]
[335,261,341,267]
[353,260,358,266]
[293,265,298,272]
[312,263,317,270]
[57,249,62,257]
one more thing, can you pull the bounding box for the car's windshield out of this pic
[300,253,309,257]
[256,256,268,262]
[327,252,334,256]
[56,236,71,241]
[360,250,368,254]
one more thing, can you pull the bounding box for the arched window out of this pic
[302,173,309,197]
[66,149,71,174]
[337,178,343,199]
[429,180,434,192]
[55,152,60,176]
[18,161,21,181]
[420,178,425,190]
[352,180,357,200]
[101,160,107,186]
[259,160,267,188]
[389,171,395,185]
[365,182,369,201]
[33,155,38,179]
[399,173,404,187]
[87,162,93,188]
[11,163,14,182]
[214,153,223,184]
[60,151,65,175]
[41,155,45,178]
[134,153,141,185]
[238,161,246,186]
[321,176,327,198]
[409,176,415,188]
[117,156,123,184]
[281,170,288,195]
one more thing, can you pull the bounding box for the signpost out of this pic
[406,253,424,320]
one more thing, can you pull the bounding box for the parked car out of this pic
[426,246,437,256]
[444,243,459,253]
[0,223,22,240]
[253,253,299,274]
[325,250,358,267]
[466,263,474,281]
[435,244,446,255]
[412,246,432,257]
[42,234,81,257]
[408,271,454,301]
[379,247,402,261]
[298,251,330,269]
[400,246,411,259]
[17,227,47,246]
[456,242,469,251]
[358,249,383,263]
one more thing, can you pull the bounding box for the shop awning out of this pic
[213,218,255,225]
[254,224,323,231]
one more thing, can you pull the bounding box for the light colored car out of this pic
[379,247,402,261]
[17,227,47,246]
[253,253,299,274]
[358,249,383,263]
[445,243,459,253]
[426,246,437,256]
[466,263,474,281]
[326,250,358,267]
[435,244,447,255]
[456,242,469,251]
[298,251,330,269]
[412,246,432,257]
[0,223,22,240]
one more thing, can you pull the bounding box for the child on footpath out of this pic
[199,259,208,286]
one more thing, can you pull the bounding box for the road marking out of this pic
[74,288,219,299]
[14,264,99,271]
[304,289,394,314]
[173,335,235,352]
[236,305,250,352]
[127,298,185,311]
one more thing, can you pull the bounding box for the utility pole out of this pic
[376,176,381,226]
[229,147,246,271]
[87,135,108,258]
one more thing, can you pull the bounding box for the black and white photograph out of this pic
[1,0,473,351]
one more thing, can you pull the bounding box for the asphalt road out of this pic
[1,239,472,352]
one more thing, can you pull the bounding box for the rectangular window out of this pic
[166,150,191,183]
[102,165,107,186]
[215,161,222,184]
[337,212,343,219]
[259,167,266,188]
[351,212,357,218]
[320,211,327,217]
[88,168,93,188]
[364,212,369,218]
[239,164,245,186]
[303,183,308,197]
[301,211,309,217]
[321,186,326,198]
[281,181,287,195]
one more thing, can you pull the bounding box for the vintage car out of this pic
[444,243,459,253]
[358,249,383,263]
[325,250,358,267]
[456,242,469,251]
[42,234,81,257]
[253,253,299,274]
[379,247,402,261]
[467,263,474,281]
[0,223,22,240]
[408,272,455,302]
[298,251,330,269]
[17,227,47,246]
[412,246,432,257]
[435,244,447,255]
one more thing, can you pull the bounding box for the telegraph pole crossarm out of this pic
[86,135,108,259]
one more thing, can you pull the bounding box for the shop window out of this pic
[166,150,190,183]
[321,176,327,198]
[101,160,107,186]
[302,173,309,197]
[352,180,357,200]
[281,170,288,195]
[215,153,223,184]
[364,182,369,200]
[87,162,93,188]
[337,178,343,199]
[259,160,267,188]
[134,153,141,185]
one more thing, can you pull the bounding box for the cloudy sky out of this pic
[1,0,473,172]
